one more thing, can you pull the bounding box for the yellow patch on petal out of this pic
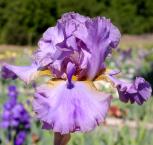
[38,69,52,76]
[72,76,77,81]
[94,68,116,88]
[82,80,97,90]
[46,79,65,88]
[95,74,110,82]
[105,68,111,74]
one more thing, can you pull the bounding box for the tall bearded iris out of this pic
[2,12,152,145]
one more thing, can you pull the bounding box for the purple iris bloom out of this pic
[3,86,18,113]
[1,12,152,135]
[120,48,132,61]
[14,131,26,145]
[1,85,30,145]
[7,85,18,103]
[1,86,30,129]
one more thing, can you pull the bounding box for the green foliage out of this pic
[0,0,57,45]
[0,0,153,44]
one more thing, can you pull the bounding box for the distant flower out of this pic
[120,48,132,61]
[32,81,37,89]
[1,86,30,129]
[109,106,127,118]
[14,131,26,145]
[0,85,30,144]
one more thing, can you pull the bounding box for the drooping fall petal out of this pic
[108,75,152,105]
[33,80,112,134]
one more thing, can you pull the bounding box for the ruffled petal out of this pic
[108,75,152,105]
[32,12,121,80]
[109,24,121,48]
[34,39,55,67]
[2,63,39,84]
[43,23,64,44]
[74,17,121,80]
[33,80,112,134]
[33,22,65,68]
[60,12,89,24]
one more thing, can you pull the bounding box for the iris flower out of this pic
[1,85,30,145]
[2,12,152,145]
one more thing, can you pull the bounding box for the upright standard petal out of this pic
[33,80,112,134]
[33,22,65,68]
[59,12,89,24]
[33,13,121,80]
[74,17,121,80]
[43,23,64,44]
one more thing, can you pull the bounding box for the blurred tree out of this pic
[0,0,153,45]
[57,0,103,17]
[108,0,136,33]
[0,0,8,34]
[0,0,57,45]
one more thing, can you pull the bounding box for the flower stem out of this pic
[54,132,71,145]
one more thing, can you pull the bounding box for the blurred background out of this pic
[0,0,153,145]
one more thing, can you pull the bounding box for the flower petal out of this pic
[2,63,39,84]
[43,23,64,44]
[32,13,121,80]
[33,80,112,134]
[33,22,65,68]
[74,17,121,80]
[108,75,152,105]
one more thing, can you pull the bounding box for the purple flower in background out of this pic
[2,86,18,119]
[1,12,152,140]
[1,85,30,129]
[120,48,132,61]
[7,85,18,105]
[8,85,18,97]
[1,85,30,144]
[14,131,26,145]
